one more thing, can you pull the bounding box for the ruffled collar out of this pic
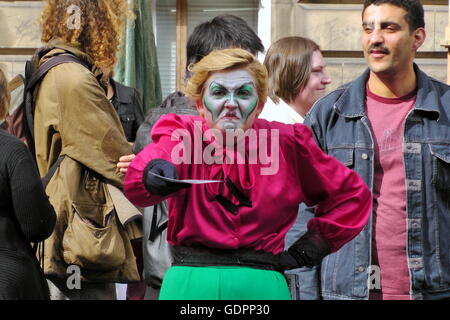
[198,120,257,208]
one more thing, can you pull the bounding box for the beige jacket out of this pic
[34,39,140,282]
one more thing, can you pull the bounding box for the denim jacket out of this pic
[303,64,450,300]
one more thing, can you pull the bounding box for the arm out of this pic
[117,154,135,174]
[124,114,191,207]
[133,114,152,155]
[132,89,145,141]
[9,142,56,242]
[280,125,371,270]
[36,63,132,188]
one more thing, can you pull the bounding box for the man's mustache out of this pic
[368,45,390,54]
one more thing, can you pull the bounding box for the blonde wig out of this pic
[41,0,131,70]
[185,48,268,104]
[264,37,320,104]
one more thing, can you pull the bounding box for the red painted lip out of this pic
[223,116,239,120]
[224,112,239,119]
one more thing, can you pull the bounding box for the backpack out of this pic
[135,92,198,289]
[1,48,90,172]
[143,202,173,289]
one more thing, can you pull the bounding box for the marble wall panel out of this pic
[0,1,43,48]
[0,55,29,80]
[272,1,449,52]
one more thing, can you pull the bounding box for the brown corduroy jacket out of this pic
[33,39,140,283]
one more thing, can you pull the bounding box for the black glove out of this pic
[278,230,331,270]
[143,159,191,196]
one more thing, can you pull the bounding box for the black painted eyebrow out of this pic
[209,82,227,91]
[237,82,255,90]
[209,81,254,91]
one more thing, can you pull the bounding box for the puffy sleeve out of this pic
[124,113,192,207]
[293,124,371,253]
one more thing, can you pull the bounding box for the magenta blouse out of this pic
[124,114,371,255]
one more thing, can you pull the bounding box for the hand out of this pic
[117,154,135,174]
[277,250,306,271]
[278,230,330,271]
[143,159,191,196]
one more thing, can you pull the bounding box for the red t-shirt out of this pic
[366,86,416,300]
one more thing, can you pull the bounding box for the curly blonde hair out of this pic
[41,0,131,70]
[0,68,10,120]
[185,48,268,104]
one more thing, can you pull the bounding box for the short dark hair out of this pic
[363,0,425,32]
[185,15,264,79]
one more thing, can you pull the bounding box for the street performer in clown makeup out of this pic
[124,48,372,300]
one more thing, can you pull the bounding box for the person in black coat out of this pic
[0,69,56,300]
[108,78,145,143]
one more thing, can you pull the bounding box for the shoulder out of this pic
[156,113,201,126]
[0,131,31,165]
[147,114,205,148]
[431,79,450,118]
[113,80,132,93]
[48,63,95,89]
[254,118,313,145]
[310,83,349,114]
[304,81,355,128]
[113,80,142,101]
[160,91,197,112]
[0,130,28,152]
[37,51,97,94]
[145,92,197,122]
[152,114,203,136]
[428,76,450,95]
[417,71,450,117]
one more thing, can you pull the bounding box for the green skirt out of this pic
[159,266,291,300]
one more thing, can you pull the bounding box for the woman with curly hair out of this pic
[34,0,140,300]
[40,0,129,78]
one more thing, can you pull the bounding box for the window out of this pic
[297,0,447,4]
[155,0,260,97]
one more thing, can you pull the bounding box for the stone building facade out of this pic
[0,0,448,95]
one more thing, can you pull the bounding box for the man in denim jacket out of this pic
[303,0,450,300]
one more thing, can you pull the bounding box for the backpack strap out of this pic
[149,205,158,242]
[41,155,65,189]
[149,204,168,242]
[25,53,91,142]
[26,53,90,91]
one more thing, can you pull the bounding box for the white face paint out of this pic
[201,69,259,132]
